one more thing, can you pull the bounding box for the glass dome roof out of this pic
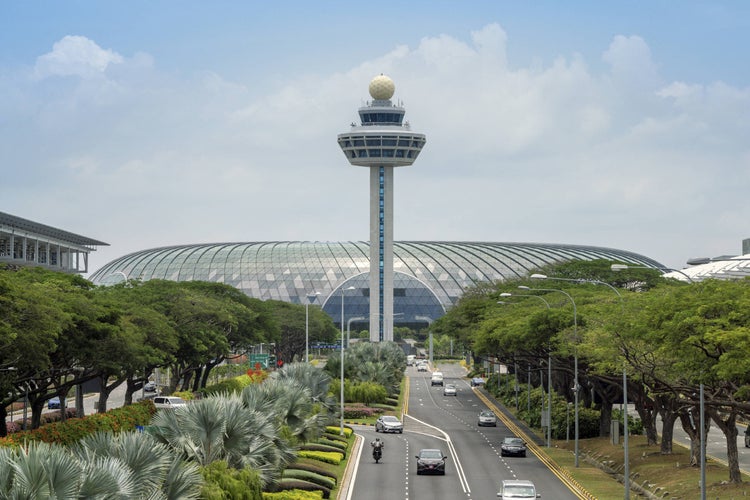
[89,241,663,326]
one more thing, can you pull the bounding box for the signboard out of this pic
[249,354,269,369]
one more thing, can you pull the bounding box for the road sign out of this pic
[249,354,269,369]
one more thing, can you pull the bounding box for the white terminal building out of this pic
[337,75,426,342]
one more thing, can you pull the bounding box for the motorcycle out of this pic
[372,445,383,463]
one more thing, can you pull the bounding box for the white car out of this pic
[430,372,444,386]
[375,415,404,433]
[417,362,428,372]
[443,384,457,396]
[153,396,187,409]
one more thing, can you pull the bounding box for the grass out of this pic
[542,434,750,499]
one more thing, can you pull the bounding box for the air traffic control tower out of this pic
[338,75,426,342]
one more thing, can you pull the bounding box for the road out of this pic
[7,383,136,424]
[347,362,580,500]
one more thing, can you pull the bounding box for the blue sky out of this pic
[2,1,749,274]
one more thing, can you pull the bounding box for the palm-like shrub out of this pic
[149,393,296,487]
[0,433,202,499]
[242,378,328,445]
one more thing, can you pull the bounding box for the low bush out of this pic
[324,426,352,438]
[201,460,262,500]
[316,438,346,451]
[272,479,330,499]
[0,401,155,447]
[283,462,337,483]
[297,451,343,465]
[282,470,335,490]
[298,443,345,458]
[319,433,347,445]
[263,490,323,500]
[342,406,377,419]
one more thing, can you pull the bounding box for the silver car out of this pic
[478,410,497,427]
[443,383,457,396]
[375,415,404,433]
[497,479,540,498]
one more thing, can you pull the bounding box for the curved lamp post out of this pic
[532,273,633,497]
[304,292,321,363]
[499,292,552,446]
[339,286,355,435]
[519,283,579,466]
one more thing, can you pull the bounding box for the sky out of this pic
[1,1,749,275]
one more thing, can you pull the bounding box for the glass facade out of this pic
[89,241,663,328]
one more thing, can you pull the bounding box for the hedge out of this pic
[296,451,343,465]
[274,479,331,499]
[298,443,345,458]
[281,469,335,490]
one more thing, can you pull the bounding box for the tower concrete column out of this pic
[338,75,425,341]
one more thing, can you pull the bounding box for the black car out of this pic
[500,437,527,457]
[415,448,447,475]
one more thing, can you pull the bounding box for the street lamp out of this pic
[339,285,355,436]
[347,316,366,348]
[499,292,551,442]
[519,283,579,465]
[304,292,321,363]
[610,263,694,283]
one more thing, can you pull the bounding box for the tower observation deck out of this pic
[337,75,426,342]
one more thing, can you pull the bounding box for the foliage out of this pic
[297,443,345,459]
[282,461,337,482]
[263,490,323,500]
[281,469,336,490]
[295,451,342,465]
[274,478,331,499]
[0,434,203,499]
[201,460,262,500]
[0,401,155,447]
[200,373,259,397]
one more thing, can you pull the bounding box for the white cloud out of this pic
[34,35,123,79]
[3,26,750,274]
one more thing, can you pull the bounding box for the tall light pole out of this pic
[305,292,321,363]
[519,284,579,465]
[531,273,628,494]
[339,285,355,435]
[499,292,551,446]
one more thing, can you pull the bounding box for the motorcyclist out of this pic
[371,437,384,461]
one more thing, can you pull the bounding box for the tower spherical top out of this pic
[369,74,395,100]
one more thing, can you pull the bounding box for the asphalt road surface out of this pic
[348,362,580,500]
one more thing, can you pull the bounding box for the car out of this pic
[470,377,485,387]
[430,371,444,386]
[478,410,497,427]
[153,396,187,409]
[443,383,457,396]
[375,415,404,433]
[144,381,157,392]
[497,479,540,498]
[500,436,527,457]
[415,448,447,475]
[48,396,61,409]
[417,362,428,372]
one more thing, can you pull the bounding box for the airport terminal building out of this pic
[89,241,663,329]
[0,211,107,274]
